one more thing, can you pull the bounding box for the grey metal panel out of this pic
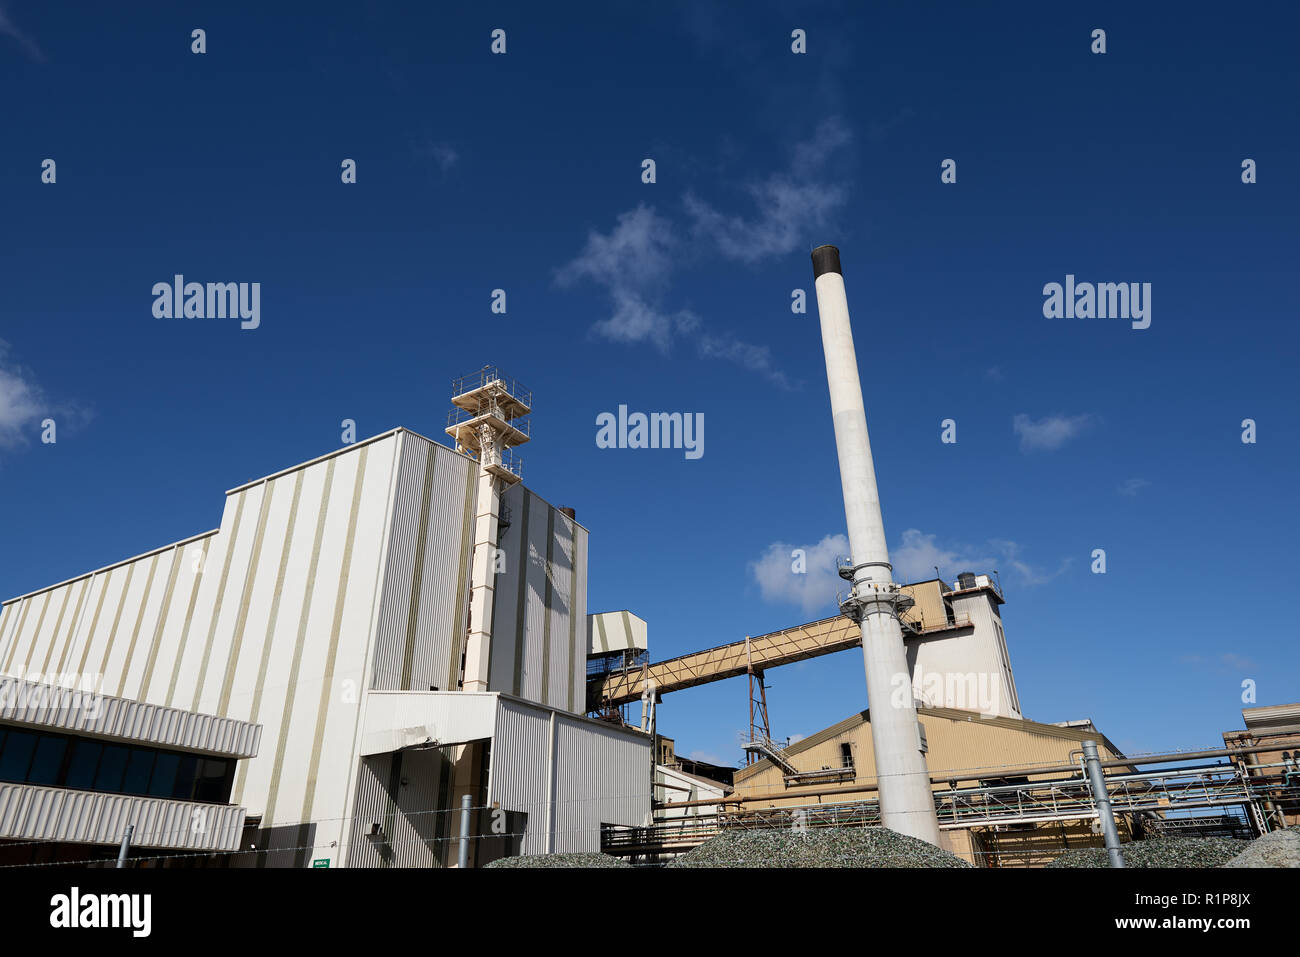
[547,515,574,711]
[0,782,246,852]
[345,748,447,868]
[487,482,524,694]
[0,674,260,758]
[520,494,548,703]
[551,715,649,853]
[490,700,553,855]
[570,525,588,714]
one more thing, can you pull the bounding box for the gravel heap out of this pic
[1223,829,1300,868]
[669,827,973,868]
[1047,837,1250,868]
[485,852,631,868]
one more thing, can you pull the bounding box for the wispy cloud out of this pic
[1117,477,1150,497]
[1179,652,1257,674]
[556,119,853,388]
[685,117,851,264]
[0,340,48,449]
[0,5,43,62]
[891,529,1070,587]
[409,134,459,173]
[1012,412,1096,452]
[749,527,1069,615]
[556,204,794,387]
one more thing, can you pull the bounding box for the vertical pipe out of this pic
[1083,740,1125,868]
[116,823,134,868]
[457,793,472,869]
[811,245,941,846]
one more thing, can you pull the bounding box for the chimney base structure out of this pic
[811,245,942,846]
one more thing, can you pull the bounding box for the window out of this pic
[148,752,181,797]
[122,748,155,795]
[173,754,199,801]
[194,758,233,803]
[26,736,67,786]
[0,730,37,782]
[65,740,103,790]
[0,727,234,803]
[840,743,854,769]
[95,744,129,792]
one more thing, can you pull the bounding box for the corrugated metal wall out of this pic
[0,782,246,852]
[487,487,588,714]
[369,433,477,693]
[345,747,449,867]
[490,699,648,855]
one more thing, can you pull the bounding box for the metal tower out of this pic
[446,365,531,693]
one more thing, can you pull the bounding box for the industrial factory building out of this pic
[0,370,650,866]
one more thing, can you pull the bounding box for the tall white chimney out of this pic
[811,245,941,846]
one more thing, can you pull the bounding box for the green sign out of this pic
[312,858,330,868]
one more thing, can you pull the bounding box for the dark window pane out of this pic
[65,740,103,790]
[173,755,198,801]
[148,752,181,797]
[95,745,129,792]
[0,731,37,782]
[194,758,231,803]
[28,736,67,786]
[122,749,154,795]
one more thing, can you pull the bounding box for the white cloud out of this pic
[749,533,849,615]
[0,340,47,449]
[1117,478,1150,497]
[685,117,852,264]
[1012,412,1096,452]
[0,5,43,62]
[557,204,676,292]
[890,529,1070,588]
[557,205,795,387]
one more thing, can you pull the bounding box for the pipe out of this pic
[115,824,134,869]
[1083,740,1125,867]
[811,244,941,846]
[663,742,1296,811]
[457,793,472,868]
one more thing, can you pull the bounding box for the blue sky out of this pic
[1,1,1296,770]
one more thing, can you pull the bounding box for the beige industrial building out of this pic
[729,707,1132,867]
[1223,703,1300,832]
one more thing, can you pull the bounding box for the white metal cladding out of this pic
[359,690,497,754]
[369,433,477,693]
[0,675,260,757]
[0,782,246,852]
[0,530,216,687]
[490,697,649,855]
[0,431,403,857]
